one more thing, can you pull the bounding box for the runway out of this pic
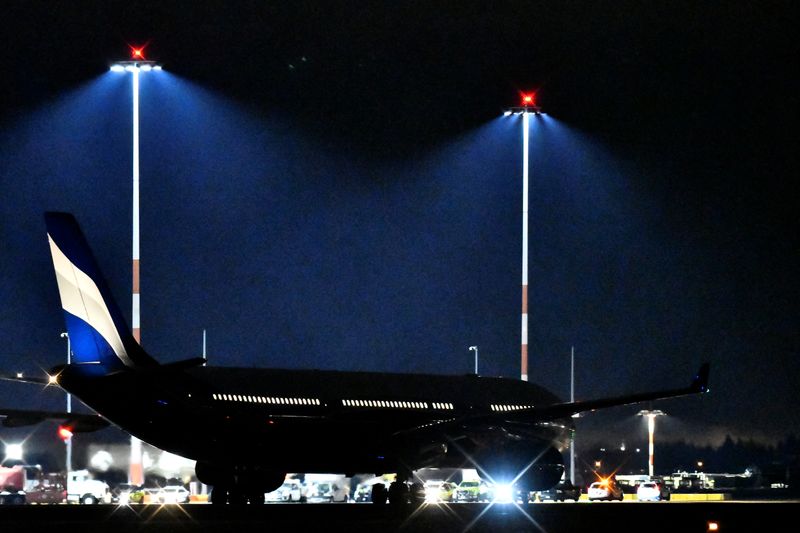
[1,501,796,533]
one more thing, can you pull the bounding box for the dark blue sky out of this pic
[1,1,797,449]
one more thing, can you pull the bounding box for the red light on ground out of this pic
[521,93,535,106]
[57,425,73,442]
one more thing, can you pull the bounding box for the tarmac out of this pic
[1,500,797,533]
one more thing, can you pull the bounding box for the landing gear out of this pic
[388,481,409,505]
[211,485,265,505]
[247,489,265,505]
[371,483,388,504]
[387,471,424,506]
[198,462,284,505]
[210,485,228,505]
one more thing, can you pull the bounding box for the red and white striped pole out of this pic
[638,409,665,478]
[130,64,144,488]
[111,47,161,488]
[521,109,530,382]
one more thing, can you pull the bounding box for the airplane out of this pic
[0,212,710,504]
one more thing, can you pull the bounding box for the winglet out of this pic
[691,363,710,394]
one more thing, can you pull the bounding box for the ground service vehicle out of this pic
[112,483,143,504]
[0,213,710,505]
[0,466,26,504]
[454,480,490,502]
[637,480,671,501]
[424,480,457,502]
[308,481,348,502]
[266,479,304,502]
[0,465,66,505]
[280,479,304,502]
[588,479,624,501]
[438,481,456,502]
[538,481,581,502]
[67,470,110,504]
[353,484,372,502]
[158,485,190,504]
[354,478,390,502]
[118,485,145,504]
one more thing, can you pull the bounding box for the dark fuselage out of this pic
[59,365,572,479]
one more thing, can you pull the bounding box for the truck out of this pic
[0,465,66,505]
[305,474,349,503]
[66,469,110,504]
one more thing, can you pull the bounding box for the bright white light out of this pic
[153,65,162,71]
[90,450,113,472]
[493,483,514,503]
[140,64,152,72]
[110,65,125,73]
[15,372,23,378]
[125,65,138,73]
[503,111,512,117]
[5,443,23,460]
[425,486,440,503]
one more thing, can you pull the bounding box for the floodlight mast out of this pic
[60,332,71,471]
[503,93,543,382]
[638,409,666,477]
[109,51,162,487]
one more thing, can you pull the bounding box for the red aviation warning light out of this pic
[521,93,535,107]
[57,425,73,442]
[130,47,146,60]
[503,92,542,115]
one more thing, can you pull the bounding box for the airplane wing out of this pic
[0,371,52,385]
[0,408,109,431]
[519,362,710,422]
[394,363,710,439]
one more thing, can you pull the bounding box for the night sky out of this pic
[1,1,797,451]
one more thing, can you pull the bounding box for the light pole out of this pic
[503,93,542,382]
[468,346,478,374]
[638,409,665,478]
[60,332,72,472]
[570,345,575,485]
[110,47,162,487]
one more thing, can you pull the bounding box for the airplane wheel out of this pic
[388,481,409,505]
[409,482,425,505]
[248,490,265,504]
[371,484,388,504]
[228,488,247,505]
[210,486,228,505]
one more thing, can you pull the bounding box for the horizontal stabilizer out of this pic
[0,408,109,431]
[152,358,206,372]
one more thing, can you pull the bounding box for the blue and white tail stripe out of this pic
[48,235,133,367]
[45,212,158,372]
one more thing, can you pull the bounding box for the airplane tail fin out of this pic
[45,212,158,373]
